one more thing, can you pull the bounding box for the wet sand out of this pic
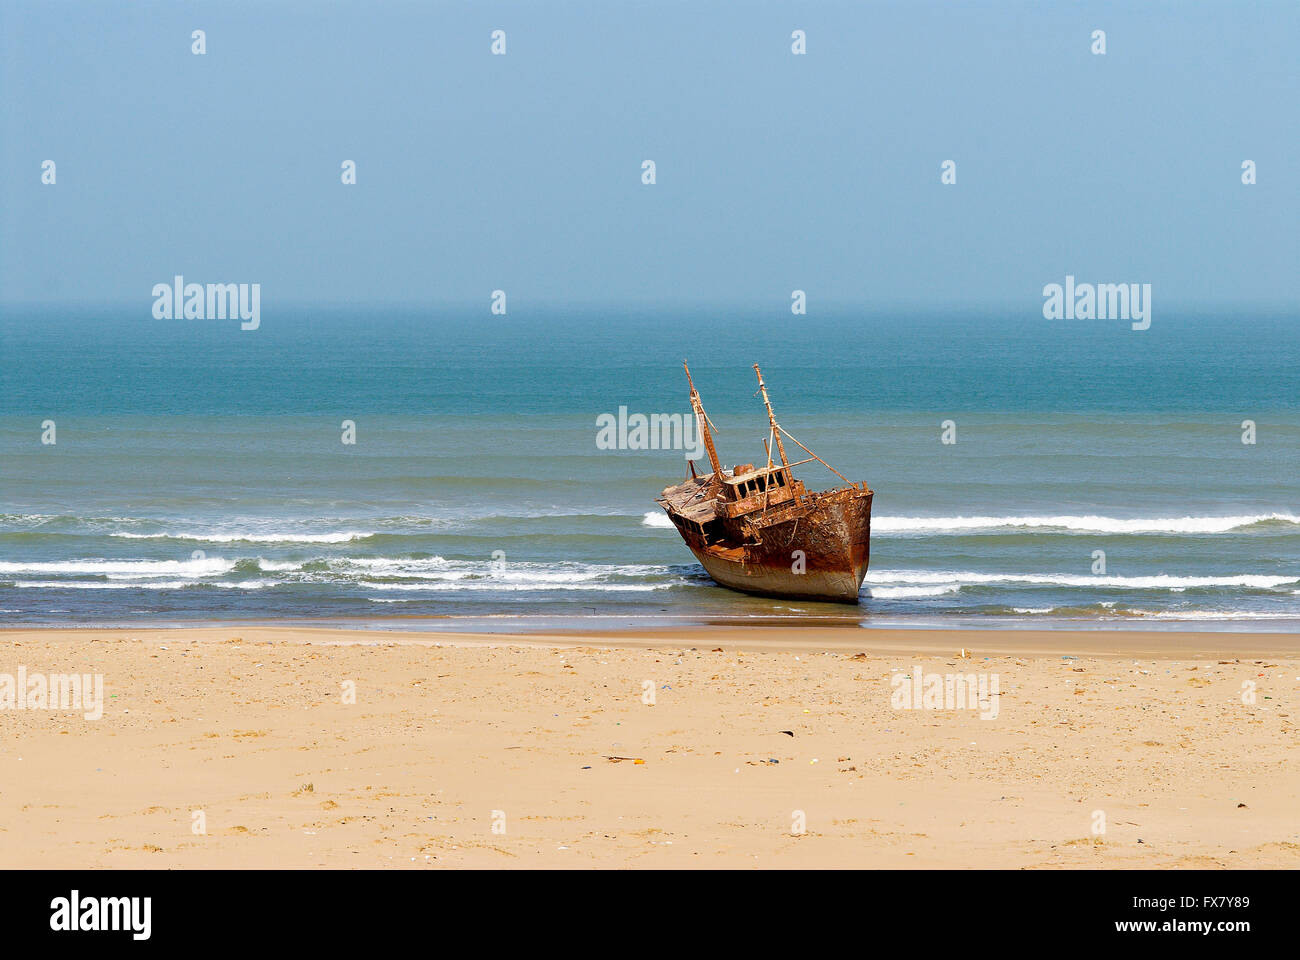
[1,625,1296,868]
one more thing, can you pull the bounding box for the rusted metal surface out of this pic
[657,363,873,604]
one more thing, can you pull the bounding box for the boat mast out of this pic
[684,360,722,477]
[753,364,791,472]
[753,362,854,488]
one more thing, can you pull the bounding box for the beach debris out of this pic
[778,730,794,737]
[1237,802,1247,808]
[958,648,970,659]
[604,756,645,764]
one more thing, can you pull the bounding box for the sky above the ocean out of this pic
[3,0,1296,309]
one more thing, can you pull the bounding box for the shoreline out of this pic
[3,623,1299,657]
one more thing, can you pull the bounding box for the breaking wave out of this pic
[0,556,688,595]
[872,513,1300,536]
[867,584,963,599]
[863,569,1298,590]
[644,509,1300,537]
[113,531,374,544]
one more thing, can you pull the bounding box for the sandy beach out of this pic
[0,624,1296,869]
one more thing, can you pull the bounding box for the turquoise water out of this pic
[1,306,1297,630]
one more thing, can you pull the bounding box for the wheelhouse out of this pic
[726,466,791,500]
[722,464,801,517]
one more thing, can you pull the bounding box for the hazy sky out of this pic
[2,0,1296,309]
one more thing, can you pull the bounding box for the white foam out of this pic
[113,531,371,543]
[12,579,273,590]
[641,511,674,528]
[872,513,1300,536]
[863,569,1297,590]
[365,581,669,593]
[1128,610,1300,621]
[0,558,234,576]
[867,584,962,599]
[334,556,449,571]
[986,605,1300,621]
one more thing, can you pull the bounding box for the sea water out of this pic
[1,305,1296,630]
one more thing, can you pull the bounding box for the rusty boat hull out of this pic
[681,488,873,603]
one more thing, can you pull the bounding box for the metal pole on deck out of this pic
[753,364,791,471]
[684,360,722,477]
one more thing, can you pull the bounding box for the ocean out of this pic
[1,305,1297,630]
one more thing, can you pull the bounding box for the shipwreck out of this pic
[656,362,873,603]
